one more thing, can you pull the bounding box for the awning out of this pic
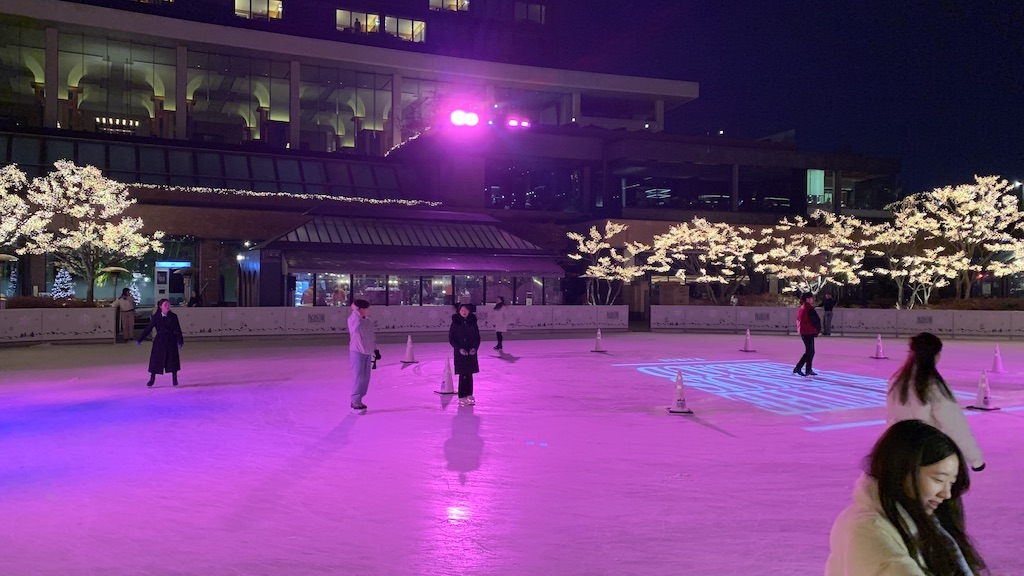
[283,250,563,276]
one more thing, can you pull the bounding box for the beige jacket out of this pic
[886,380,984,469]
[825,474,927,576]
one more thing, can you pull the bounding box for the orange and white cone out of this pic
[401,335,418,364]
[967,370,1000,411]
[740,329,756,352]
[666,370,693,415]
[591,328,607,353]
[991,344,1005,374]
[870,334,888,359]
[435,357,455,395]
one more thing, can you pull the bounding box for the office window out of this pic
[337,10,381,33]
[430,0,469,11]
[384,17,426,42]
[514,2,545,23]
[235,0,282,20]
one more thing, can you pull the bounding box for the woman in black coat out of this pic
[137,298,185,387]
[449,303,481,406]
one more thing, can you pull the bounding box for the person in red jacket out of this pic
[793,291,821,376]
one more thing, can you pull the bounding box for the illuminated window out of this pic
[514,2,545,24]
[235,0,283,20]
[337,10,381,33]
[429,0,469,11]
[384,17,426,42]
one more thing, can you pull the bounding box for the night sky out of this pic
[559,1,1024,194]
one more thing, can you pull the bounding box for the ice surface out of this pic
[1,332,1021,575]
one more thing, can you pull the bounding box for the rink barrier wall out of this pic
[650,306,1024,338]
[0,305,629,344]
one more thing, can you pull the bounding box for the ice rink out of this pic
[1,331,1022,575]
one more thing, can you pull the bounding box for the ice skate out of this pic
[351,402,367,413]
[805,370,818,376]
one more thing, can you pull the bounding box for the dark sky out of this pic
[558,1,1024,194]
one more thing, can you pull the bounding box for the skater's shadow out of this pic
[444,405,483,485]
[494,352,519,363]
[677,415,738,438]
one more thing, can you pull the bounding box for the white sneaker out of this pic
[459,397,470,406]
[467,395,476,405]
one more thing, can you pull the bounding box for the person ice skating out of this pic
[822,292,836,335]
[114,287,136,342]
[136,298,184,387]
[825,419,987,576]
[449,303,481,406]
[491,296,508,351]
[348,299,378,412]
[793,291,821,376]
[887,332,985,472]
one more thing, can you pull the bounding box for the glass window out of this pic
[301,161,325,183]
[78,142,106,169]
[46,140,75,165]
[350,164,376,188]
[388,275,421,306]
[336,10,379,33]
[543,277,563,305]
[196,153,222,177]
[485,275,513,304]
[384,17,426,42]
[514,2,545,23]
[168,150,193,175]
[316,273,351,307]
[139,148,167,174]
[11,136,41,167]
[223,155,249,179]
[454,275,483,306]
[514,276,542,305]
[277,159,301,182]
[292,272,314,307]
[235,0,283,20]
[352,274,387,306]
[423,275,453,306]
[250,157,276,181]
[373,166,399,189]
[326,162,352,185]
[430,0,469,10]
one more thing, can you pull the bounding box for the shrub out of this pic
[4,296,99,309]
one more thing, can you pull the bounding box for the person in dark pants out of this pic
[793,291,821,377]
[137,298,184,387]
[491,296,508,351]
[822,292,836,335]
[449,303,481,406]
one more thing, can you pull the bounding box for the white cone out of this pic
[435,358,455,395]
[667,370,693,414]
[967,370,1000,411]
[401,335,418,364]
[740,328,756,352]
[991,344,1005,374]
[870,334,888,359]
[591,328,606,353]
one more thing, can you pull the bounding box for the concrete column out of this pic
[289,60,300,149]
[44,28,58,128]
[571,92,581,122]
[390,72,402,150]
[484,84,495,109]
[654,99,665,132]
[198,239,223,305]
[175,45,187,139]
[731,163,740,212]
[833,170,842,215]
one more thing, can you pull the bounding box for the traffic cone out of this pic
[591,328,607,353]
[870,334,888,359]
[991,344,1005,374]
[401,335,418,364]
[740,329,756,352]
[435,357,455,395]
[967,370,1000,411]
[667,370,693,415]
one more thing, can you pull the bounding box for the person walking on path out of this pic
[822,292,836,336]
[887,332,985,472]
[826,419,987,576]
[348,299,377,412]
[114,287,136,342]
[793,291,821,376]
[136,298,184,387]
[449,303,481,406]
[491,296,509,351]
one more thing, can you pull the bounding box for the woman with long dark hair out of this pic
[793,291,820,376]
[887,332,984,471]
[136,298,184,387]
[449,303,481,406]
[826,419,987,575]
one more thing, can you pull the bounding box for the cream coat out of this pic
[825,474,928,576]
[886,380,984,469]
[490,306,509,332]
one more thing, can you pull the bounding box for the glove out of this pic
[459,348,469,356]
[469,348,477,355]
[972,463,986,472]
[373,349,382,361]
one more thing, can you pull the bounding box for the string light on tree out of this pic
[52,268,74,299]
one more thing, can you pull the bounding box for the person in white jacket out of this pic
[490,296,509,351]
[826,419,986,576]
[348,299,378,412]
[886,332,985,472]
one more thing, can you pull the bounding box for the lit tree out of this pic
[754,210,866,294]
[3,266,15,298]
[646,218,760,304]
[51,268,75,299]
[903,247,967,308]
[17,161,165,304]
[0,164,48,247]
[890,175,1024,299]
[128,277,142,303]
[567,221,649,305]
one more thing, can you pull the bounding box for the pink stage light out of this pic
[450,110,479,127]
[507,119,519,127]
